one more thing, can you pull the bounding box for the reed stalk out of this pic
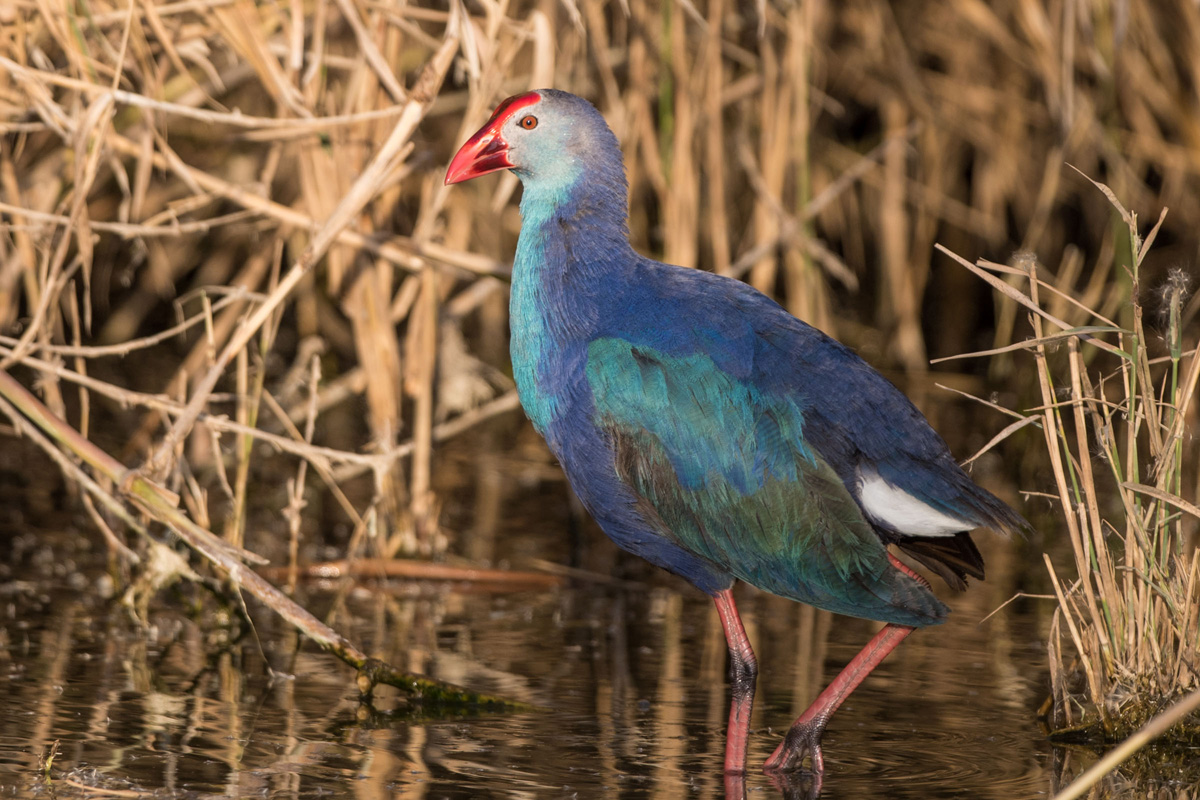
[942,175,1199,764]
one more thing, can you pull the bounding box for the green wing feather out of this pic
[586,337,947,625]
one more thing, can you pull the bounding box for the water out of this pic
[0,518,1067,800]
[5,412,1177,800]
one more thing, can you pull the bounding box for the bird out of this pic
[445,89,1029,791]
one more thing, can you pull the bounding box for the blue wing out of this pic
[609,262,1028,537]
[584,336,949,627]
[573,259,1028,599]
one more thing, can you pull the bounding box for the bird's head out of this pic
[445,90,623,197]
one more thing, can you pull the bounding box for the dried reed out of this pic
[1038,194,1197,742]
[941,175,1199,750]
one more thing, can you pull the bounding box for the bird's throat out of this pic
[508,206,632,437]
[509,216,575,435]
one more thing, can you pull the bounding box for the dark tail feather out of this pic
[896,532,985,592]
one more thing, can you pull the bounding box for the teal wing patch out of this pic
[585,338,916,618]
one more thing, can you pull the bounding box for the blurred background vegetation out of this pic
[0,0,1197,755]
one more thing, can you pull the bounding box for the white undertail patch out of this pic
[856,465,973,537]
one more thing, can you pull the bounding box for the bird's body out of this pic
[516,249,949,623]
[446,89,1029,789]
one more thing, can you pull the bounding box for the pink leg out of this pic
[764,554,927,789]
[714,588,758,775]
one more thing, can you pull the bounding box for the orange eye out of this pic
[519,115,538,130]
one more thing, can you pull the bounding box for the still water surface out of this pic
[0,519,1066,800]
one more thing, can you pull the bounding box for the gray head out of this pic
[445,89,628,221]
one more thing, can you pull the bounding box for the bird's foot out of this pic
[763,718,827,795]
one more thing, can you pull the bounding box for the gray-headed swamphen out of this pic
[445,89,1029,790]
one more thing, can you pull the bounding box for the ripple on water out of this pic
[0,572,1061,800]
[810,724,1051,799]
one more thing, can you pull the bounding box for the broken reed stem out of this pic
[0,366,534,711]
[414,265,439,548]
[283,353,321,594]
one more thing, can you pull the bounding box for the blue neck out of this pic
[509,170,634,434]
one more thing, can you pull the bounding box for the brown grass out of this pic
[1031,192,1199,739]
[941,184,1198,791]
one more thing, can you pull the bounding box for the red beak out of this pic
[445,92,541,185]
[445,127,512,185]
